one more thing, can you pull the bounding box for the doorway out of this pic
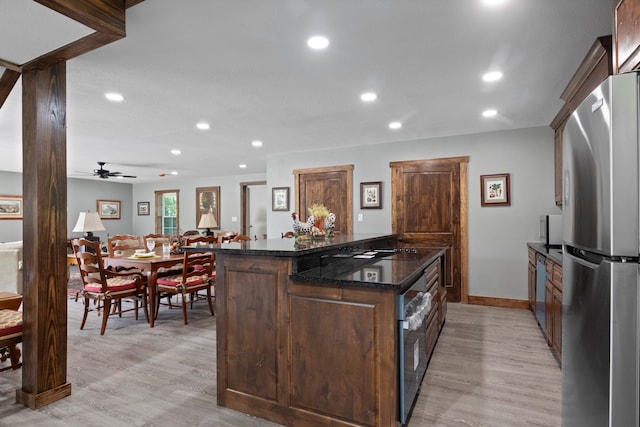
[240,181,267,239]
[390,157,468,303]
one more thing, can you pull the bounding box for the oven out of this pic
[397,270,432,425]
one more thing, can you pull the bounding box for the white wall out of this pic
[267,126,561,300]
[1,125,560,300]
[131,173,266,236]
[0,171,133,243]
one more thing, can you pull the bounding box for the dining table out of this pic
[104,252,184,328]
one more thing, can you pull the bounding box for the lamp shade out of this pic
[198,212,218,229]
[72,211,106,233]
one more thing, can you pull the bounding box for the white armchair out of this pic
[0,241,23,294]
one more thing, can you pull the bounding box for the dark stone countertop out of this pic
[290,247,447,292]
[527,241,563,266]
[182,233,397,257]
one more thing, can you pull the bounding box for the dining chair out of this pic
[0,309,22,372]
[184,235,217,246]
[156,252,215,325]
[72,238,149,335]
[230,234,252,242]
[281,231,295,238]
[107,234,144,257]
[215,231,237,243]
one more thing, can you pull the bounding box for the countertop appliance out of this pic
[539,214,562,248]
[562,71,640,427]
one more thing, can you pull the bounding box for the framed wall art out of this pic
[137,201,150,216]
[272,187,290,211]
[480,173,510,206]
[360,181,382,209]
[196,186,220,229]
[97,199,121,219]
[0,195,23,219]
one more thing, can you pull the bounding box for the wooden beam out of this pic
[16,61,71,409]
[35,0,126,35]
[0,69,20,109]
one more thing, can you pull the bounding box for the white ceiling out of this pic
[0,0,614,183]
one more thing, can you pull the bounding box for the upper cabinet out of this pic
[615,0,640,73]
[550,36,613,206]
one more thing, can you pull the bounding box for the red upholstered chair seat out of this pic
[0,309,23,371]
[0,309,22,338]
[83,276,140,293]
[157,274,208,287]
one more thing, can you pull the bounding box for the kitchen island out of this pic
[185,234,447,427]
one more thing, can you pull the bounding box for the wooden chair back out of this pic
[107,234,144,257]
[215,231,237,243]
[230,234,252,242]
[184,235,217,246]
[281,231,295,238]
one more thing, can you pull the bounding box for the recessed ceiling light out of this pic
[239,164,247,169]
[171,149,181,155]
[482,109,498,117]
[482,0,508,6]
[170,171,178,175]
[196,122,210,130]
[307,36,329,50]
[482,71,503,82]
[361,92,377,102]
[389,122,402,130]
[251,140,263,147]
[105,92,124,102]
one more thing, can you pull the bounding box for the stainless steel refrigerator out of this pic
[562,71,640,426]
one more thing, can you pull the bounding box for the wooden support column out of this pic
[16,62,71,409]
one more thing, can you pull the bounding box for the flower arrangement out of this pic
[307,203,330,220]
[292,203,335,239]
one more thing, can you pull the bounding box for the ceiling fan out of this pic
[92,162,136,179]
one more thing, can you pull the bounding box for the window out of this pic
[154,190,179,235]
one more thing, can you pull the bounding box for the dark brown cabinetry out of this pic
[550,36,613,205]
[527,248,536,312]
[545,258,563,365]
[211,236,447,427]
[615,0,640,73]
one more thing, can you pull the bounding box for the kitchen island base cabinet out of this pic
[216,255,397,427]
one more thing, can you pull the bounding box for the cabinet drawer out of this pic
[545,259,554,277]
[553,264,562,290]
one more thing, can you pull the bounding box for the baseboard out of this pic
[467,295,529,310]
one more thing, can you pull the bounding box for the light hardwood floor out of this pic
[0,300,560,426]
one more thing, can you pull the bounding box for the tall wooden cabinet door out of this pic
[294,165,353,235]
[390,157,468,302]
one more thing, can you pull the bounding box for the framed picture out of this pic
[360,181,382,209]
[97,199,121,219]
[480,173,510,206]
[196,186,220,229]
[362,266,382,283]
[272,187,290,211]
[137,201,150,216]
[0,195,23,219]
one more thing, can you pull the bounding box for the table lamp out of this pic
[72,211,106,242]
[198,212,218,236]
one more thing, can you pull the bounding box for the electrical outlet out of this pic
[357,213,364,222]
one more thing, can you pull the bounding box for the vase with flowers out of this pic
[292,203,335,239]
